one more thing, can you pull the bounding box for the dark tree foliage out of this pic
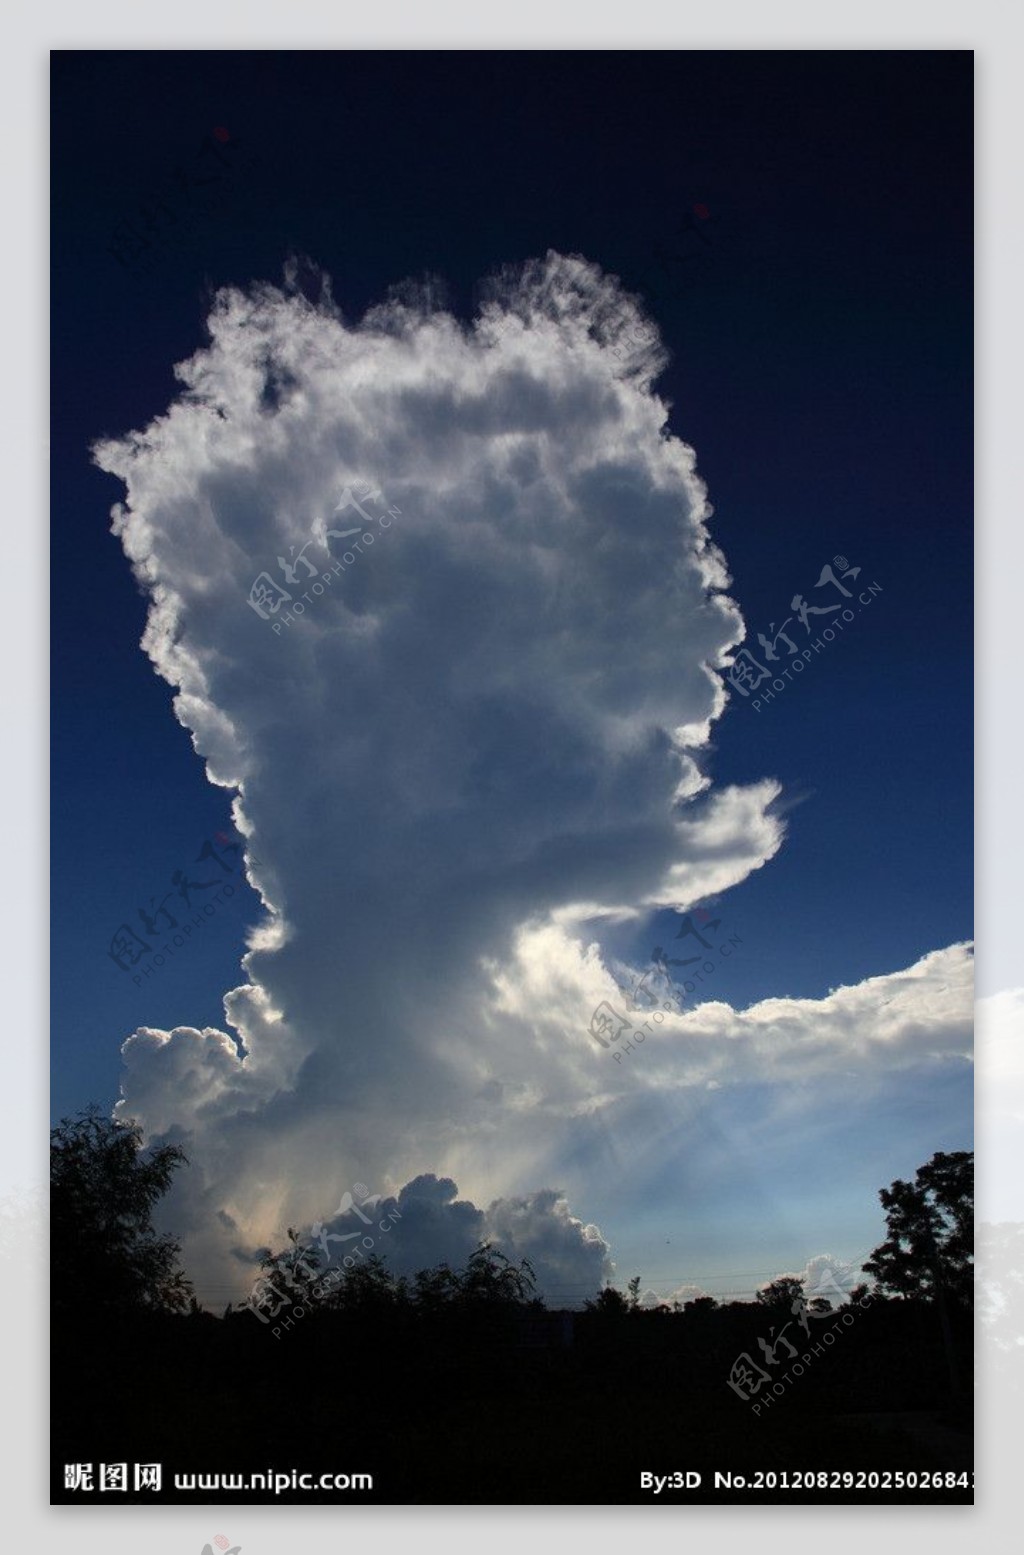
[52,1145,974,1502]
[583,1285,631,1317]
[242,1237,537,1320]
[458,1244,538,1306]
[863,1150,973,1308]
[51,1106,193,1313]
[756,1275,805,1310]
[411,1262,462,1311]
[756,1276,833,1318]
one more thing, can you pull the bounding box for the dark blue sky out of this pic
[52,48,972,1134]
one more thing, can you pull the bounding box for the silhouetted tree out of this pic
[756,1275,805,1310]
[242,1234,537,1321]
[246,1226,324,1317]
[51,1107,192,1313]
[864,1150,973,1307]
[412,1262,462,1311]
[584,1285,630,1317]
[457,1244,536,1306]
[320,1251,407,1313]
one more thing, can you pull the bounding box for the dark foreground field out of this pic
[51,1295,972,1506]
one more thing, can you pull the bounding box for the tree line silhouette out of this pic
[51,1107,973,1504]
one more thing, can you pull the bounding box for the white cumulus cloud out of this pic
[93,253,970,1304]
